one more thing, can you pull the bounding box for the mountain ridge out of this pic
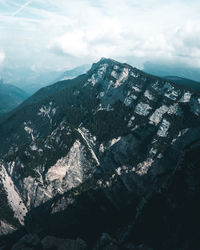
[163,75,200,91]
[0,58,200,249]
[0,83,29,116]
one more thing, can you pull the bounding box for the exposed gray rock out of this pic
[0,58,199,250]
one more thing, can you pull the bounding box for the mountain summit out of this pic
[0,58,200,249]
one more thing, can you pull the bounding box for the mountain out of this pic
[0,82,29,115]
[143,61,200,82]
[58,64,91,81]
[163,75,200,91]
[1,66,63,94]
[1,65,90,95]
[0,58,200,249]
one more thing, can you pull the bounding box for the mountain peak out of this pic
[89,58,119,71]
[88,58,137,78]
[99,57,119,64]
[92,58,141,74]
[0,58,200,250]
[97,58,135,69]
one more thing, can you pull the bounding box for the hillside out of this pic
[0,58,200,250]
[0,83,29,115]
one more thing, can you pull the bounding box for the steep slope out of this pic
[0,58,200,249]
[0,83,29,115]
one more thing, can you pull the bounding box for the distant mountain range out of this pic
[0,58,200,249]
[0,64,89,117]
[2,61,200,96]
[1,67,62,94]
[144,61,200,82]
[0,82,29,115]
[58,64,91,81]
[163,75,200,91]
[1,63,199,118]
[1,65,90,95]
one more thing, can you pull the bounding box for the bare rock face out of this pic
[0,221,17,236]
[0,58,200,249]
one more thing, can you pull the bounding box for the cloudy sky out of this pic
[0,0,200,73]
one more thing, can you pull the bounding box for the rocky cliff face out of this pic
[0,58,200,249]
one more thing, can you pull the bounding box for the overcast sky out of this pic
[0,0,200,72]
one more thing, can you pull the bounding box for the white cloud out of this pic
[48,16,123,59]
[1,0,200,72]
[12,0,32,17]
[49,30,89,57]
[0,52,5,65]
